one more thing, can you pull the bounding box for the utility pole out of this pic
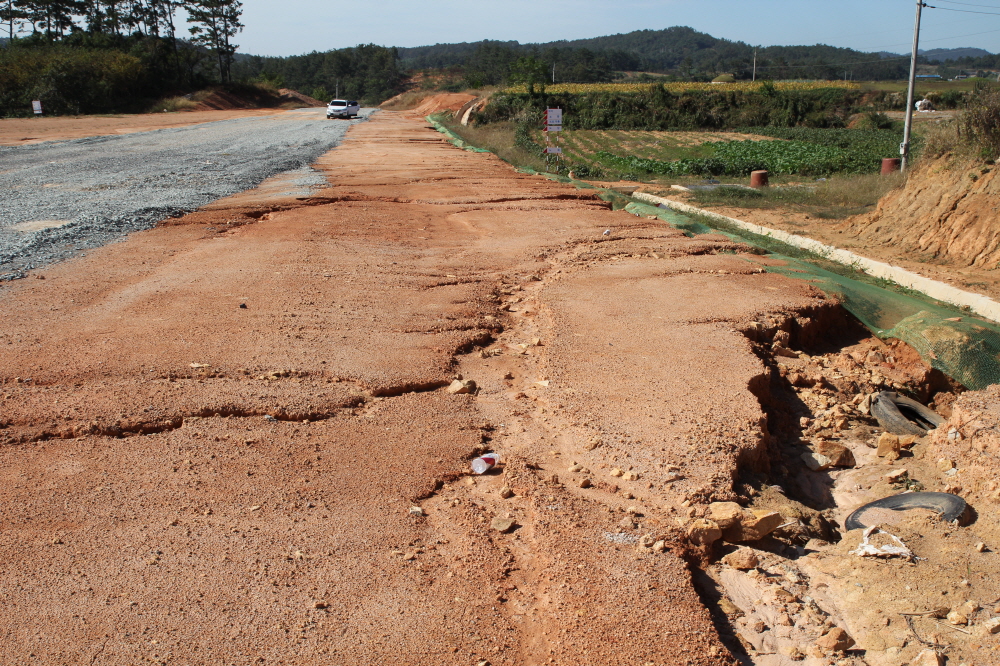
[552,62,556,84]
[902,0,926,173]
[753,49,757,82]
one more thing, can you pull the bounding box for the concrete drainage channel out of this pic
[0,108,374,281]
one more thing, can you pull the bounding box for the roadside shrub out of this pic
[0,46,143,115]
[147,95,198,113]
[959,84,1000,160]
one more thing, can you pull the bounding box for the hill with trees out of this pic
[396,27,913,83]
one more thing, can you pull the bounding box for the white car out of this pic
[327,99,360,119]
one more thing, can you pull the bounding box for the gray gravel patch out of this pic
[0,107,373,280]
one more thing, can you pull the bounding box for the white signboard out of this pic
[31,100,42,115]
[545,146,562,154]
[546,108,562,125]
[546,125,562,132]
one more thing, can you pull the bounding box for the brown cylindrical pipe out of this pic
[881,158,901,175]
[750,170,769,188]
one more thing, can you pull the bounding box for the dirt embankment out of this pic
[843,155,1000,270]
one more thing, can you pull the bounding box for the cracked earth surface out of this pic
[0,110,827,664]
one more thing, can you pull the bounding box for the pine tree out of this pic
[186,0,242,83]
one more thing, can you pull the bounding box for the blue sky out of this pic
[239,0,1000,57]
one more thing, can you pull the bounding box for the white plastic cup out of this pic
[471,453,499,475]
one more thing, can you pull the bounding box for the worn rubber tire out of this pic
[845,491,967,531]
[870,391,944,436]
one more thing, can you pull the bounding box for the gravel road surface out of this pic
[0,107,371,279]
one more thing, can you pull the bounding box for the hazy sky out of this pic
[238,0,1000,57]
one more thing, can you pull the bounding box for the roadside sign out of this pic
[546,108,562,125]
[545,146,562,154]
[31,100,42,115]
[546,125,562,132]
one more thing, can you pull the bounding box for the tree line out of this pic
[1,0,243,82]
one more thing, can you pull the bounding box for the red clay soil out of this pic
[0,110,826,664]
[0,109,286,147]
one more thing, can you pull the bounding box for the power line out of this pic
[929,4,1000,17]
[935,0,1000,9]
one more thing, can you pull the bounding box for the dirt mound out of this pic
[193,87,322,111]
[842,154,1000,268]
[277,88,325,107]
[412,93,477,116]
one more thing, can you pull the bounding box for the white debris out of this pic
[849,525,914,560]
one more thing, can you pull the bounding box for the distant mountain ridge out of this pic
[397,27,912,80]
[920,47,992,62]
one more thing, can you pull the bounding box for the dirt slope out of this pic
[0,110,830,664]
[843,155,1000,269]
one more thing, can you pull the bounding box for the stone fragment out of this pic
[408,506,425,517]
[877,433,901,458]
[626,506,642,516]
[446,379,476,395]
[584,438,601,451]
[686,519,722,547]
[313,601,328,609]
[937,458,956,472]
[639,534,655,548]
[609,468,624,478]
[899,435,918,448]
[815,627,855,652]
[652,540,667,553]
[491,517,516,533]
[569,464,584,473]
[801,451,832,471]
[499,486,513,499]
[708,502,744,529]
[977,616,1000,636]
[946,610,968,625]
[908,650,944,666]
[724,510,784,542]
[816,441,856,468]
[618,516,637,530]
[886,468,908,483]
[722,547,759,570]
[578,477,592,488]
[623,470,640,481]
[975,542,987,552]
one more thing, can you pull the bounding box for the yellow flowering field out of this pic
[501,81,863,94]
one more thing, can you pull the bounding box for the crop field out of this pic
[501,80,863,94]
[542,127,903,178]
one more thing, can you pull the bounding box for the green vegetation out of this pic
[687,173,905,219]
[232,44,406,106]
[0,0,246,115]
[474,86,909,131]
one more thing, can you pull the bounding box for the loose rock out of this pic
[686,519,721,547]
[801,451,832,471]
[908,649,944,666]
[877,433,901,459]
[491,517,516,533]
[722,547,759,570]
[815,627,855,652]
[708,502,743,529]
[816,441,856,468]
[723,509,784,542]
[499,486,513,499]
[446,379,476,395]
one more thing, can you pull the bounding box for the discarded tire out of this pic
[870,391,944,436]
[845,491,967,531]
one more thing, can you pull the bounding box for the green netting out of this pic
[424,119,1000,390]
[425,115,492,153]
[625,200,1000,390]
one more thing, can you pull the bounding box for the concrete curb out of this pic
[633,192,1000,324]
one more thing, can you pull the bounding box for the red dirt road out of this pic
[0,111,825,664]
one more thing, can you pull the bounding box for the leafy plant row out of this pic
[594,137,900,177]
